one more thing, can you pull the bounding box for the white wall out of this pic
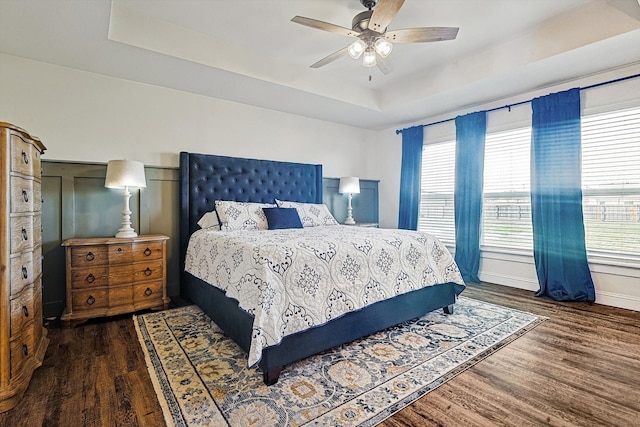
[0,54,377,180]
[369,63,640,311]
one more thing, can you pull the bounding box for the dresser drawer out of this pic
[132,260,163,283]
[10,325,35,380]
[133,281,163,307]
[10,215,33,254]
[10,284,35,338]
[107,264,134,286]
[70,267,108,289]
[10,133,37,177]
[32,215,42,247]
[109,285,134,309]
[10,247,38,295]
[71,289,108,311]
[10,176,33,213]
[108,242,133,265]
[70,245,108,268]
[133,242,163,262]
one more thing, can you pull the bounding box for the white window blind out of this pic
[482,127,533,250]
[418,140,456,243]
[581,106,640,257]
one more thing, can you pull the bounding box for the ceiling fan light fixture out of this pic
[374,38,393,58]
[348,39,367,59]
[362,48,377,67]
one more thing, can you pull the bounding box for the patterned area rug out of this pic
[134,296,544,427]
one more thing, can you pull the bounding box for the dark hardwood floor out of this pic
[2,283,639,427]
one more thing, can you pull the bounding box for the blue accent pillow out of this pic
[263,207,303,230]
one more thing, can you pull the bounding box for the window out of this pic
[418,140,455,243]
[582,106,640,257]
[416,102,640,260]
[482,127,533,251]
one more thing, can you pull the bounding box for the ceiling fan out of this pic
[291,0,458,75]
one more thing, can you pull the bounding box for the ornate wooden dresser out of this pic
[0,122,49,412]
[61,234,170,327]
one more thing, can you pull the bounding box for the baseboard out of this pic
[478,271,539,292]
[594,291,640,312]
[480,271,640,312]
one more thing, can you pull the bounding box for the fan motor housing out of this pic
[352,10,373,32]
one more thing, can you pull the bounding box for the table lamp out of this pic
[339,176,360,225]
[105,159,146,238]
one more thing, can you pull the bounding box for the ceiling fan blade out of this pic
[385,27,459,43]
[368,0,405,33]
[310,46,349,68]
[291,16,360,38]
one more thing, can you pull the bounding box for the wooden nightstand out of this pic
[61,234,170,327]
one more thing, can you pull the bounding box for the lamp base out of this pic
[114,186,138,238]
[115,228,138,238]
[344,216,356,225]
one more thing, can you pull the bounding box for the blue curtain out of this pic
[454,112,486,283]
[398,126,424,230]
[531,88,595,302]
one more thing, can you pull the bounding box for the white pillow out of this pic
[215,200,274,231]
[197,211,221,230]
[275,200,338,227]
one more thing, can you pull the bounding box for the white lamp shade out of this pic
[348,39,366,59]
[105,160,147,189]
[362,48,377,68]
[339,176,360,194]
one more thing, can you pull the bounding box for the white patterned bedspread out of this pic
[185,225,464,367]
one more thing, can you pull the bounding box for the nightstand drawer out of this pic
[108,243,132,265]
[70,267,108,289]
[133,281,163,307]
[109,285,134,308]
[70,245,108,268]
[132,260,163,283]
[133,242,163,261]
[71,289,108,311]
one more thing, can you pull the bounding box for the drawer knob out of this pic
[22,150,29,164]
[117,247,122,252]
[22,344,29,357]
[22,189,29,202]
[144,287,153,296]
[22,228,28,241]
[143,247,152,257]
[85,273,95,284]
[22,305,29,317]
[22,266,28,279]
[85,252,95,262]
[86,295,96,305]
[144,267,152,277]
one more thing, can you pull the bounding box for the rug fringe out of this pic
[133,314,177,427]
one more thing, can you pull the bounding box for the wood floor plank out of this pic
[1,282,639,426]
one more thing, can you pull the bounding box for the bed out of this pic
[179,151,465,385]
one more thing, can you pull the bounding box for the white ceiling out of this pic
[1,0,639,130]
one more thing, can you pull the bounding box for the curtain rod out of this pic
[395,72,640,135]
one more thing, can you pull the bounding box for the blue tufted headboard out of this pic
[179,152,323,272]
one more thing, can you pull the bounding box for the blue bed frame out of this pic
[179,151,464,385]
